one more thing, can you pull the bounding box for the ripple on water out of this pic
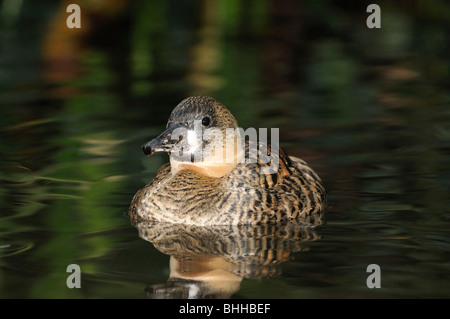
[0,241,34,257]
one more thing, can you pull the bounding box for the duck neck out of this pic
[169,160,238,178]
[170,136,244,178]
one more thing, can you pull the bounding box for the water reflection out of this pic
[133,220,322,298]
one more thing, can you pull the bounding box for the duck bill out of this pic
[142,123,186,156]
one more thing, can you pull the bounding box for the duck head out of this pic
[142,96,244,177]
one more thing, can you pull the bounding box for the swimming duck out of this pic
[129,96,325,226]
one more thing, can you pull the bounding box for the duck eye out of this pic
[201,116,211,126]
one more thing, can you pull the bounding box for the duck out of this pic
[129,96,325,226]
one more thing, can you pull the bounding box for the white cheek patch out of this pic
[187,129,201,153]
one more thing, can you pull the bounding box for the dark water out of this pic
[1,1,449,298]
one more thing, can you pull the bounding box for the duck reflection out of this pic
[133,219,322,298]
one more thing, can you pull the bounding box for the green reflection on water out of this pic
[0,46,131,297]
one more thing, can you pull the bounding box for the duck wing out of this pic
[221,140,326,224]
